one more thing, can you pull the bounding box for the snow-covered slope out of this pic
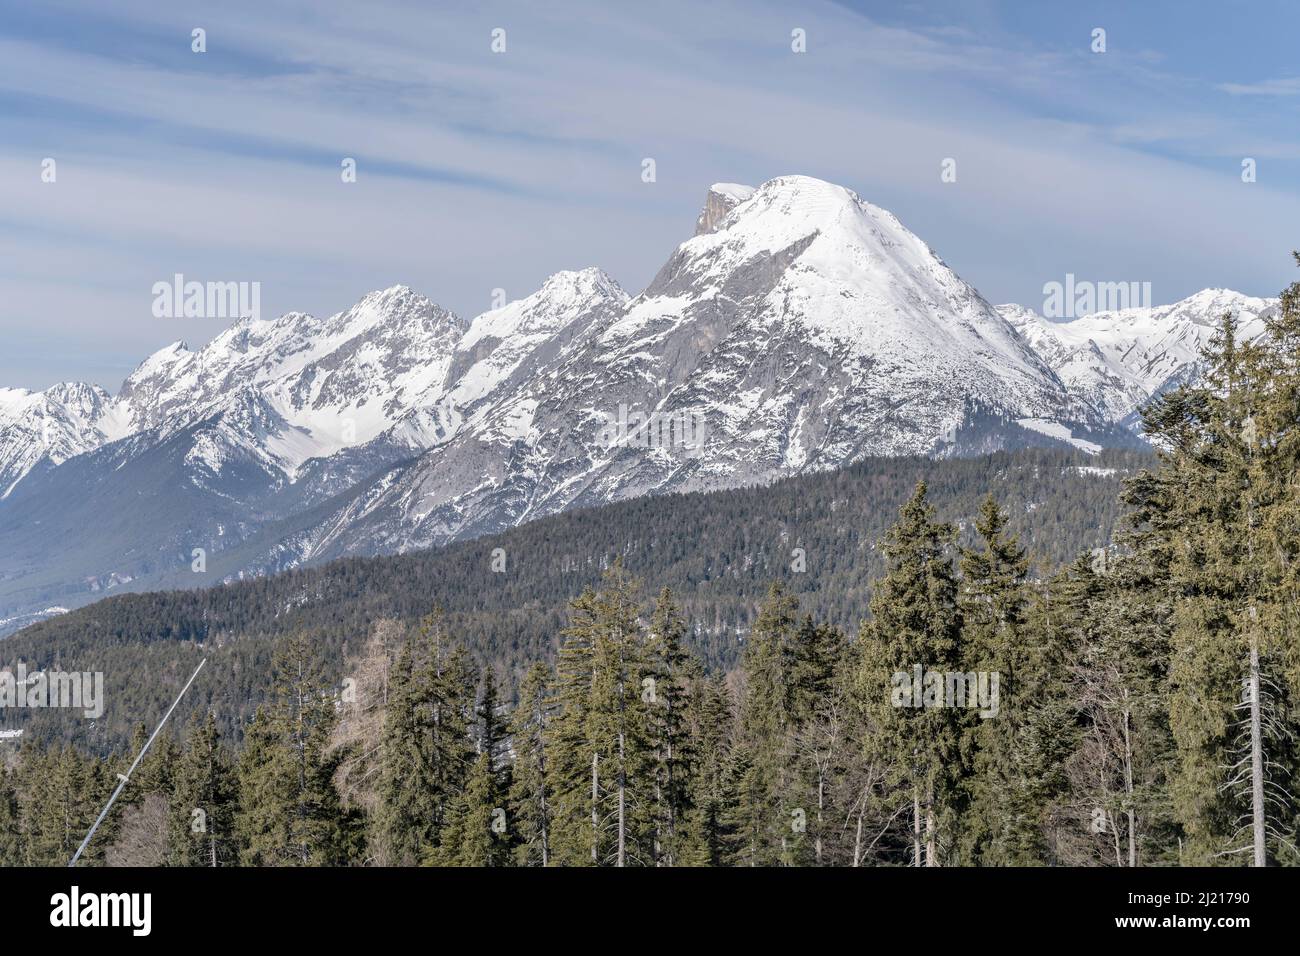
[0,268,630,624]
[117,285,468,477]
[0,382,131,497]
[394,268,629,448]
[1000,289,1275,426]
[0,286,470,501]
[296,176,1118,559]
[0,174,1272,627]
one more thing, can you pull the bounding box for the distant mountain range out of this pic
[997,288,1273,430]
[0,175,1273,631]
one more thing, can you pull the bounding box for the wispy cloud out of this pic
[2,0,1297,390]
[1218,77,1300,97]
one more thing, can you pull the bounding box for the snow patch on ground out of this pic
[1016,418,1102,454]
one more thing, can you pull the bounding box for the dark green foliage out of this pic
[13,744,113,866]
[546,562,653,866]
[856,482,964,866]
[11,273,1300,868]
[959,495,1035,864]
[643,588,695,865]
[233,633,353,866]
[728,582,800,865]
[0,763,19,866]
[170,713,236,866]
[681,675,734,866]
[3,448,1143,753]
[1128,266,1300,865]
[428,752,509,866]
[506,663,554,866]
[373,616,475,865]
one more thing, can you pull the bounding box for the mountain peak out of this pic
[1159,287,1271,324]
[460,267,628,355]
[342,285,465,338]
[694,182,756,235]
[692,175,879,239]
[41,381,111,405]
[670,175,1009,360]
[0,387,33,415]
[357,283,435,311]
[690,175,911,258]
[535,267,626,303]
[124,340,192,382]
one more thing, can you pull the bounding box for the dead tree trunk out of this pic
[1250,635,1266,867]
[591,751,599,865]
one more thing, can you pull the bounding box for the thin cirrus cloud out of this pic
[1,0,1297,390]
[1218,77,1300,97]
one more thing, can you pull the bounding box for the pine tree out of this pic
[428,668,511,866]
[507,662,554,866]
[171,712,236,866]
[729,582,800,865]
[788,616,848,865]
[833,641,895,867]
[546,562,652,865]
[1136,300,1300,864]
[234,632,349,866]
[373,613,475,864]
[856,481,963,866]
[959,495,1035,864]
[1010,566,1087,864]
[789,615,844,724]
[122,721,179,807]
[474,668,509,778]
[0,762,22,866]
[721,742,765,866]
[1080,550,1175,866]
[546,586,600,866]
[643,587,695,865]
[428,751,508,866]
[330,618,405,837]
[20,744,108,866]
[681,674,734,866]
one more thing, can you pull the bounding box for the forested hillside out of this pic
[0,448,1143,752]
[6,261,1300,867]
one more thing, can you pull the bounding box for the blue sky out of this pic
[2,0,1298,390]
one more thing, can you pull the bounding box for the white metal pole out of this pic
[69,658,208,867]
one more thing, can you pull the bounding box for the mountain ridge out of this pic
[0,175,1271,626]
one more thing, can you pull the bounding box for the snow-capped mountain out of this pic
[301,176,1119,559]
[109,284,472,482]
[0,382,132,498]
[0,266,630,627]
[999,289,1276,427]
[0,286,468,503]
[0,175,1273,628]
